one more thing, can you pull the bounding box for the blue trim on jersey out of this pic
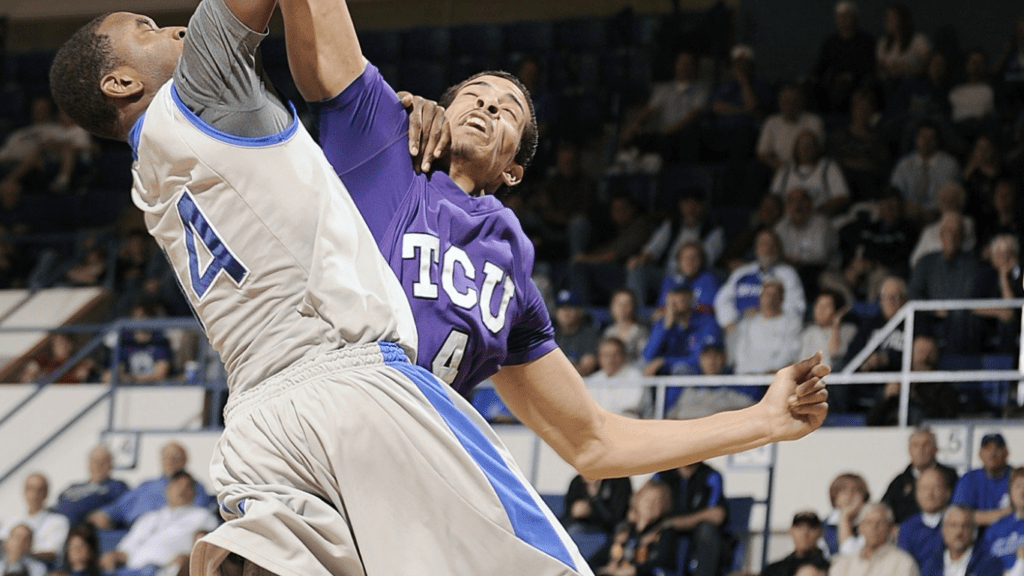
[128,113,146,160]
[170,84,299,147]
[379,342,578,570]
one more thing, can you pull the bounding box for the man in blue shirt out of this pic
[898,467,952,569]
[953,433,1012,531]
[53,445,129,526]
[642,286,722,377]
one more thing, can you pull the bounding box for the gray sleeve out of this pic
[173,0,290,137]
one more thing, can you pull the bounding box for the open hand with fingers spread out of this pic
[397,91,451,173]
[758,352,830,443]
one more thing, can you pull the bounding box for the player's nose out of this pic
[171,26,186,40]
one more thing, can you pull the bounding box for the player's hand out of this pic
[397,91,451,173]
[759,352,829,443]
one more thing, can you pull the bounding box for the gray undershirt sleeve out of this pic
[173,0,290,137]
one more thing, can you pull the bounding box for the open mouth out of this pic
[464,115,489,134]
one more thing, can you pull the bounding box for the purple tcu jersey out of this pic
[310,64,557,396]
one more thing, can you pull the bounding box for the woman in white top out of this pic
[877,5,930,80]
[602,288,649,364]
[771,129,850,216]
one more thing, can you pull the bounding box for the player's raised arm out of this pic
[492,350,828,479]
[278,0,365,102]
[222,0,278,34]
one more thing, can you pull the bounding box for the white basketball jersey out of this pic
[129,82,418,395]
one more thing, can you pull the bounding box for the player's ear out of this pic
[100,67,145,100]
[501,162,524,188]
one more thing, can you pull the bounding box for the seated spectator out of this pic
[909,213,984,353]
[829,503,919,576]
[823,473,870,555]
[811,1,876,115]
[626,189,724,306]
[897,467,953,569]
[978,466,1024,571]
[718,193,783,272]
[731,278,803,375]
[756,84,825,177]
[771,130,851,216]
[553,289,599,376]
[590,481,676,576]
[561,475,633,537]
[653,461,727,576]
[108,300,173,384]
[843,276,909,374]
[567,193,652,307]
[0,97,62,205]
[949,50,999,142]
[652,241,720,315]
[0,524,47,576]
[953,433,1012,530]
[61,234,110,288]
[881,428,959,525]
[18,332,93,384]
[799,289,856,370]
[112,229,180,318]
[866,334,958,426]
[705,44,770,182]
[890,120,962,223]
[828,87,891,201]
[976,179,1024,255]
[50,524,102,576]
[642,286,722,376]
[774,187,839,294]
[619,49,710,165]
[602,288,649,364]
[587,337,645,416]
[962,135,1010,226]
[908,183,976,267]
[529,141,596,261]
[665,344,756,420]
[89,441,209,529]
[884,51,954,155]
[53,445,129,527]
[0,473,69,564]
[714,229,806,335]
[761,511,829,576]
[44,109,96,194]
[973,234,1024,352]
[839,189,918,294]
[921,504,1003,576]
[98,471,218,575]
[876,5,930,82]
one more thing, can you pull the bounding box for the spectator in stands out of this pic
[953,433,1013,530]
[731,277,803,375]
[108,300,174,384]
[973,234,1024,352]
[602,288,649,364]
[515,56,557,172]
[975,180,1023,255]
[876,5,931,83]
[838,189,918,298]
[829,503,918,576]
[897,467,953,569]
[651,241,720,319]
[112,229,177,318]
[977,466,1024,571]
[882,428,960,525]
[997,17,1024,116]
[0,524,46,576]
[0,473,69,564]
[561,474,633,537]
[53,445,129,527]
[756,84,825,175]
[866,334,958,426]
[714,229,806,335]
[651,461,727,576]
[799,289,856,370]
[920,504,1002,576]
[0,97,60,205]
[774,187,839,294]
[568,193,652,307]
[771,130,851,216]
[587,337,645,416]
[61,234,109,288]
[891,120,962,223]
[590,481,676,576]
[706,44,769,175]
[626,189,724,307]
[909,213,984,353]
[45,109,95,194]
[529,141,596,261]
[823,472,870,555]
[761,511,829,576]
[98,471,218,575]
[844,276,909,375]
[908,183,976,267]
[665,343,755,420]
[620,49,710,165]
[50,524,102,576]
[642,286,722,376]
[88,441,209,529]
[962,135,1010,226]
[949,50,998,142]
[829,87,891,202]
[18,332,93,384]
[552,289,599,376]
[719,193,783,272]
[811,1,876,115]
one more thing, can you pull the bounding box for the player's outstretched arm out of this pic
[278,0,364,102]
[492,350,828,479]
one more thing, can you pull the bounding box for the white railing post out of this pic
[899,305,915,427]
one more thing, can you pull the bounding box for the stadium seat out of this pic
[571,531,608,560]
[401,27,451,60]
[469,387,518,423]
[555,19,607,51]
[504,21,555,54]
[540,493,566,517]
[452,24,504,56]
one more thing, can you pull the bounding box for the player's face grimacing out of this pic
[445,75,528,193]
[98,12,186,92]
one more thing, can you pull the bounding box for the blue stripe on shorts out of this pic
[378,342,578,571]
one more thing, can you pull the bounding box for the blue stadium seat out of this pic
[469,387,518,423]
[540,493,566,517]
[980,354,1016,412]
[361,29,402,64]
[571,531,608,560]
[555,19,607,51]
[452,24,504,56]
[604,173,658,213]
[849,300,880,321]
[823,412,868,427]
[401,27,451,60]
[504,21,555,54]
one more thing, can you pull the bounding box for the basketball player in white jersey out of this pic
[49,0,829,574]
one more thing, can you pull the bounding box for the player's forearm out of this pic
[279,0,365,101]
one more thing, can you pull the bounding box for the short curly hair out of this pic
[439,70,538,174]
[49,13,123,140]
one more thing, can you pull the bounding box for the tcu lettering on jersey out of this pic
[402,232,515,334]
